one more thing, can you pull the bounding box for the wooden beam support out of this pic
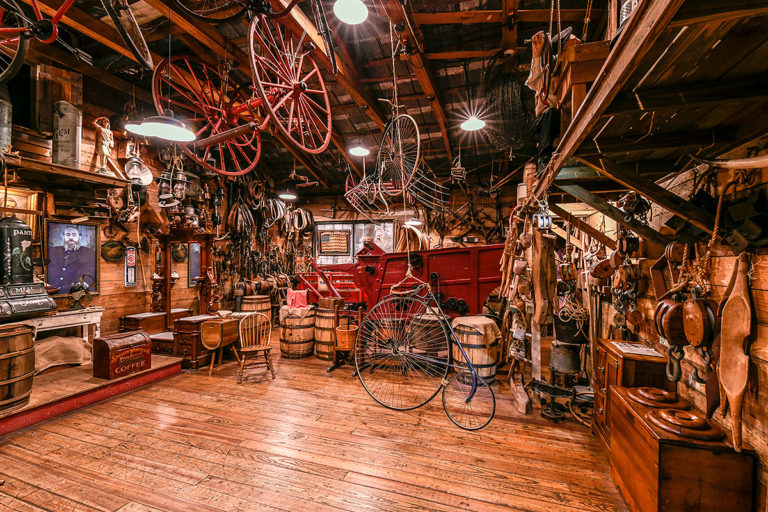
[578,130,730,156]
[670,0,768,27]
[412,9,599,25]
[423,50,501,60]
[605,74,768,115]
[577,156,715,234]
[549,202,616,250]
[558,184,672,246]
[530,0,685,201]
[383,0,453,161]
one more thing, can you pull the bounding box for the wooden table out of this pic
[201,317,240,375]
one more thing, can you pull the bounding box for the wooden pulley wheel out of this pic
[627,308,643,326]
[683,298,711,347]
[618,235,639,256]
[513,258,528,275]
[612,310,626,327]
[613,266,629,289]
[658,299,688,347]
[590,258,615,279]
[609,250,625,268]
[559,262,577,282]
[532,213,551,230]
[665,242,686,264]
[646,408,724,441]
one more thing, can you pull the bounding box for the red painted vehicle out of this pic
[298,242,504,316]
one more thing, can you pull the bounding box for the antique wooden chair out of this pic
[237,312,275,383]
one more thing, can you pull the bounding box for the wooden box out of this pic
[120,308,192,334]
[173,314,218,369]
[593,338,670,447]
[610,386,755,512]
[201,318,239,351]
[93,331,151,380]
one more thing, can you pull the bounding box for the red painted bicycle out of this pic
[0,0,152,82]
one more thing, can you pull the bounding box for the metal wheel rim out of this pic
[0,1,29,84]
[101,0,153,70]
[354,295,449,411]
[377,114,420,197]
[173,0,246,22]
[441,371,496,430]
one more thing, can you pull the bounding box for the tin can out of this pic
[52,101,82,168]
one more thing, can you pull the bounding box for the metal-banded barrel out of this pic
[452,326,499,384]
[242,295,271,323]
[280,309,315,359]
[0,324,35,413]
[314,308,336,360]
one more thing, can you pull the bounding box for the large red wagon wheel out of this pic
[153,55,262,176]
[249,14,332,155]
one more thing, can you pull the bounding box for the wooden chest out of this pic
[120,308,192,334]
[93,331,151,380]
[174,314,218,369]
[201,318,239,350]
[593,338,670,447]
[610,386,755,512]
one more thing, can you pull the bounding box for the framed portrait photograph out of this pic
[46,221,99,294]
[188,242,201,287]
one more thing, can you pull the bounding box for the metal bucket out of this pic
[52,101,81,168]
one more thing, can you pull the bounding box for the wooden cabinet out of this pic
[120,308,192,334]
[593,338,670,446]
[610,386,755,512]
[173,314,218,369]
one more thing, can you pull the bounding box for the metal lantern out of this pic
[172,168,187,201]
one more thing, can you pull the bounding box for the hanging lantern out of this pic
[172,168,187,201]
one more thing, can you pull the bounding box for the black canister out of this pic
[0,216,34,284]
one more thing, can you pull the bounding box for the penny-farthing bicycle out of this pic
[354,282,496,430]
[151,9,332,176]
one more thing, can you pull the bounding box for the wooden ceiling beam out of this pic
[557,184,672,246]
[412,9,599,25]
[383,0,453,161]
[424,49,501,60]
[578,156,715,234]
[670,0,768,27]
[548,203,616,250]
[578,130,730,156]
[605,74,768,115]
[530,0,685,201]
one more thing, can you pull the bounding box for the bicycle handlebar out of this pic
[378,98,405,109]
[389,283,427,296]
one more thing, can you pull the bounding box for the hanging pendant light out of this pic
[126,109,196,142]
[461,116,486,132]
[278,190,297,201]
[350,146,369,157]
[333,0,368,25]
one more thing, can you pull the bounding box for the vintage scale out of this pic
[0,216,56,318]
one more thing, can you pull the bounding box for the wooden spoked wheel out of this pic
[249,14,332,154]
[377,114,420,197]
[173,0,245,22]
[0,1,29,84]
[153,55,262,176]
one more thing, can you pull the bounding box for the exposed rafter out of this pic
[412,9,600,25]
[382,0,453,161]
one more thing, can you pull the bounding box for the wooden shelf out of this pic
[5,154,129,188]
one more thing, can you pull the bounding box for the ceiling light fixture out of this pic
[126,109,196,142]
[349,146,370,157]
[405,218,422,227]
[461,116,486,132]
[333,0,368,25]
[278,191,298,201]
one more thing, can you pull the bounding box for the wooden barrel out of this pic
[409,313,447,359]
[452,326,499,384]
[280,309,315,359]
[242,295,271,323]
[319,297,344,311]
[314,308,336,360]
[0,324,36,413]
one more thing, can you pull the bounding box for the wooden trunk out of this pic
[174,314,218,369]
[201,318,239,351]
[242,295,271,323]
[0,324,35,413]
[120,308,192,334]
[92,331,151,380]
[280,309,315,359]
[610,386,755,512]
[593,338,671,447]
[314,308,335,360]
[453,326,499,384]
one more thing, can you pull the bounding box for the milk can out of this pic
[52,101,82,168]
[0,95,12,151]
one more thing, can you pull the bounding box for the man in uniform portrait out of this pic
[48,224,96,292]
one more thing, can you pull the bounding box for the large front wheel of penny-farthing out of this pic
[249,14,332,154]
[153,56,262,176]
[355,295,450,411]
[377,114,420,196]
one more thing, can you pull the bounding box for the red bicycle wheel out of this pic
[153,55,262,176]
[249,14,332,155]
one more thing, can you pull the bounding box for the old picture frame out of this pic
[46,221,99,294]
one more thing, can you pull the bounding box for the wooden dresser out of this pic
[120,308,192,334]
[593,338,670,447]
[173,314,218,369]
[610,386,755,512]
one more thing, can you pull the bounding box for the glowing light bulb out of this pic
[461,116,486,132]
[349,146,370,157]
[333,0,368,25]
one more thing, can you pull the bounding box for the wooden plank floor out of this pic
[0,333,628,512]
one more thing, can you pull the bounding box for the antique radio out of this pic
[93,330,152,380]
[0,216,56,319]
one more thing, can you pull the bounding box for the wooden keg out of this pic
[409,314,446,358]
[452,326,499,384]
[280,308,315,359]
[242,295,271,323]
[314,308,336,360]
[0,324,35,413]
